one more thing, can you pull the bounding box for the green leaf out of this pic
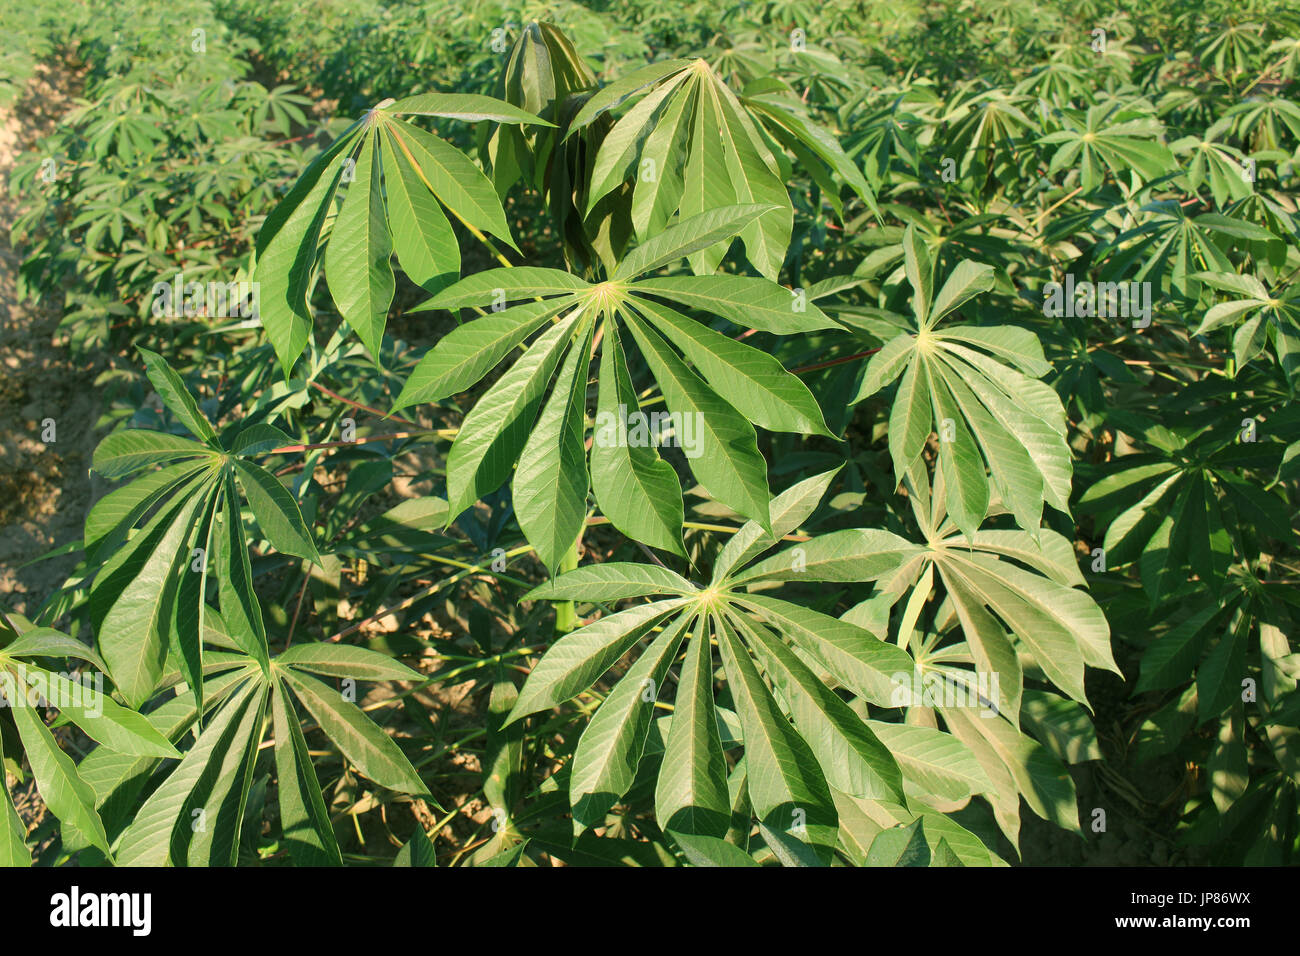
[866,721,994,803]
[568,59,694,133]
[656,623,731,837]
[865,819,930,866]
[508,599,688,722]
[271,680,342,865]
[631,275,839,334]
[1020,690,1101,764]
[230,423,294,457]
[2,627,106,671]
[632,296,833,436]
[386,120,519,252]
[99,490,204,708]
[11,699,111,858]
[184,684,267,866]
[712,466,842,583]
[385,92,554,126]
[614,204,778,279]
[280,669,425,794]
[393,827,439,866]
[83,460,208,560]
[669,830,760,866]
[17,664,180,758]
[92,430,215,481]
[513,322,591,573]
[732,528,921,585]
[571,614,692,830]
[622,310,771,530]
[945,706,1080,834]
[233,459,322,564]
[324,134,395,357]
[255,141,350,375]
[740,617,905,803]
[938,327,1051,377]
[137,348,219,445]
[115,679,259,865]
[587,76,685,209]
[423,267,588,310]
[590,322,686,555]
[734,594,915,705]
[216,475,271,668]
[928,362,990,538]
[524,563,696,602]
[716,616,837,861]
[277,643,423,682]
[888,357,931,484]
[0,788,28,866]
[928,260,996,324]
[902,225,934,322]
[851,334,913,403]
[379,128,459,295]
[391,299,564,411]
[445,313,579,518]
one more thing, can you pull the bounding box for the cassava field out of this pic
[0,0,1297,879]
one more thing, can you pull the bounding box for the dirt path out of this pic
[0,65,99,619]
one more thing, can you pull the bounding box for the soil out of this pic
[0,64,99,620]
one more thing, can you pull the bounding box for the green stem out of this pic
[553,536,582,635]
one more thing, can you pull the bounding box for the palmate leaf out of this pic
[509,470,1006,860]
[1038,104,1175,193]
[572,58,811,279]
[397,207,837,552]
[1097,202,1258,301]
[110,636,428,865]
[83,351,324,712]
[851,227,1069,537]
[1078,425,1287,604]
[785,465,1111,716]
[1190,271,1300,386]
[254,96,550,374]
